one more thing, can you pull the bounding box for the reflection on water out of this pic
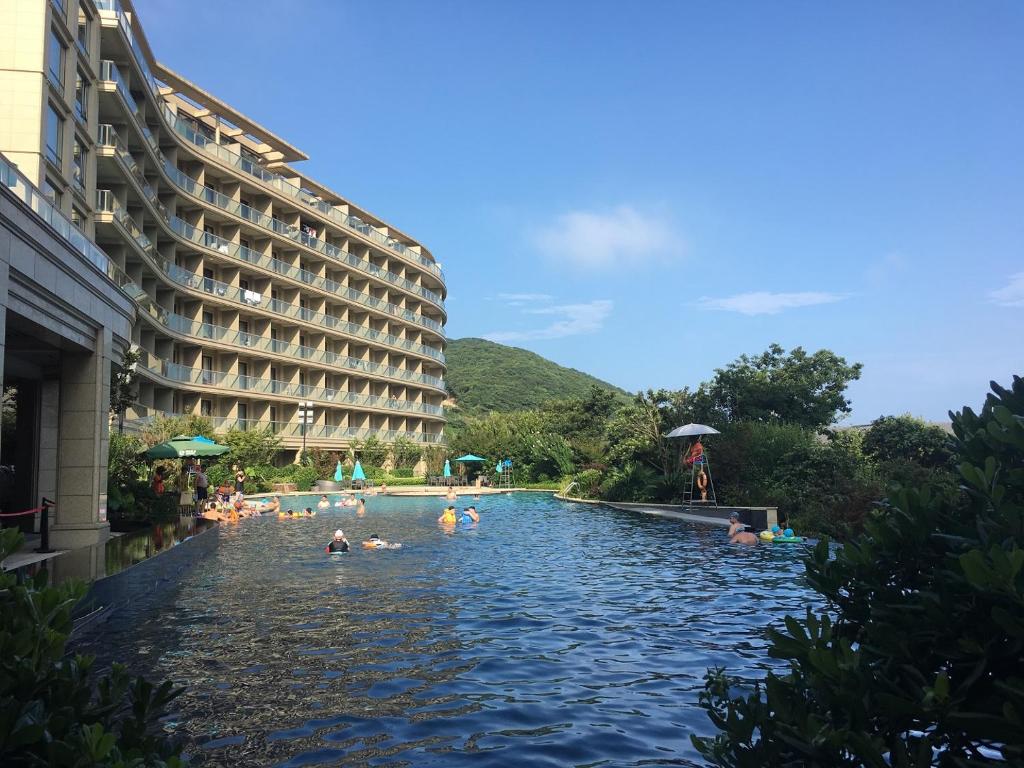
[73,494,822,767]
[25,517,216,587]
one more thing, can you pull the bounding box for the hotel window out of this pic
[269,406,277,428]
[45,104,62,165]
[237,403,248,427]
[74,71,87,121]
[200,399,212,417]
[71,206,85,229]
[72,138,85,192]
[48,28,65,89]
[77,8,89,54]
[238,362,249,389]
[41,178,61,207]
[51,0,66,16]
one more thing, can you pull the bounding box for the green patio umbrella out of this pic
[334,460,344,483]
[145,434,229,459]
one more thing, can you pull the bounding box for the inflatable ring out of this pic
[759,530,775,541]
[772,536,804,543]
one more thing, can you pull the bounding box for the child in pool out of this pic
[438,506,457,525]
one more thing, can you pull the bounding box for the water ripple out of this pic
[73,494,821,766]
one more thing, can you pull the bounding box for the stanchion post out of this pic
[36,498,55,553]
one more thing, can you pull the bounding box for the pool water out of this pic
[74,493,821,767]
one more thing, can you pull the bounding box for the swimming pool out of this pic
[73,492,821,767]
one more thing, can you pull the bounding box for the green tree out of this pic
[0,528,184,766]
[219,427,281,470]
[693,375,1024,766]
[140,414,214,447]
[604,389,691,477]
[108,431,146,489]
[391,436,420,469]
[862,414,952,468]
[701,343,862,429]
[109,348,139,434]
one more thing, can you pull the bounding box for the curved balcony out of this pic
[134,350,444,417]
[0,154,447,444]
[92,16,445,284]
[109,255,446,392]
[125,409,445,445]
[95,192,446,363]
[96,115,444,325]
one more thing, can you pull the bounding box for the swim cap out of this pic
[728,513,738,521]
[334,529,344,538]
[784,528,794,537]
[771,525,781,533]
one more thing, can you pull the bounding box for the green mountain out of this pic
[444,337,629,413]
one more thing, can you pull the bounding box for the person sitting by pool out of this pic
[325,529,349,553]
[263,496,280,515]
[460,506,480,524]
[317,495,331,510]
[356,498,366,516]
[362,534,401,549]
[217,481,232,504]
[438,505,457,525]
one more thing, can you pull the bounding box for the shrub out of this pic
[108,432,146,489]
[574,468,603,498]
[0,528,184,766]
[291,465,319,492]
[600,462,657,502]
[693,376,1024,766]
[389,467,414,478]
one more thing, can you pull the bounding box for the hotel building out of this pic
[0,0,448,467]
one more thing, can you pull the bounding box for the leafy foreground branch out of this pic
[693,375,1024,767]
[0,528,184,766]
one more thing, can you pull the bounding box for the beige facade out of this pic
[0,0,447,457]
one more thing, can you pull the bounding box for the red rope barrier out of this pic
[0,506,46,518]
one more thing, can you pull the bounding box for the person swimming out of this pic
[445,487,457,501]
[303,507,316,517]
[362,534,401,549]
[325,529,349,553]
[727,513,757,545]
[317,495,331,510]
[460,506,480,524]
[438,505,457,525]
[356,498,366,516]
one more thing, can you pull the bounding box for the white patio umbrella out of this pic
[666,423,721,438]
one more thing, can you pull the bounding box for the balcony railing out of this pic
[93,117,445,317]
[95,125,443,334]
[134,349,443,416]
[124,407,444,444]
[93,7,444,282]
[95,191,445,363]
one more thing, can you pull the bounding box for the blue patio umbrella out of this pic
[333,460,344,483]
[455,454,485,462]
[351,461,366,482]
[443,459,451,477]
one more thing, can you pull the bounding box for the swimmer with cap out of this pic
[325,529,349,553]
[728,512,758,545]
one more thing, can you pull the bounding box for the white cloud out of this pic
[533,205,680,269]
[695,291,847,316]
[990,272,1024,307]
[496,292,554,302]
[484,300,613,342]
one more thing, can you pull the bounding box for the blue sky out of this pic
[136,0,1024,423]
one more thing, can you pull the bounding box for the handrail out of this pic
[92,8,444,282]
